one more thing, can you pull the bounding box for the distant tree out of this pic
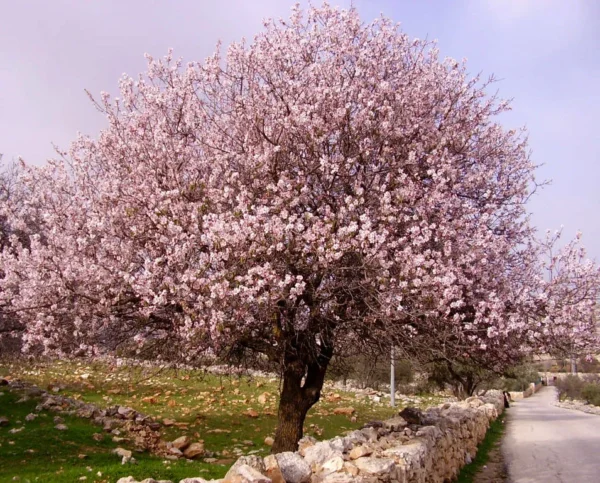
[1,5,599,451]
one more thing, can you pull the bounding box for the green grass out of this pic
[455,416,507,483]
[0,389,225,483]
[0,360,447,482]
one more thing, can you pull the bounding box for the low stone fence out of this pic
[119,391,504,483]
[509,381,542,400]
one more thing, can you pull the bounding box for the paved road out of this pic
[503,386,600,482]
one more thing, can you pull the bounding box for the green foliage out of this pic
[426,362,496,399]
[327,354,414,389]
[581,383,600,406]
[555,374,586,400]
[502,364,541,392]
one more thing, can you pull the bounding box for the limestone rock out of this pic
[302,441,341,468]
[116,477,138,483]
[383,416,408,432]
[342,462,359,476]
[113,447,133,459]
[54,424,68,431]
[332,407,354,416]
[224,464,271,483]
[398,407,423,425]
[320,475,358,483]
[172,435,191,450]
[297,435,317,455]
[263,455,285,483]
[169,447,183,457]
[25,413,37,422]
[225,455,266,479]
[274,452,311,483]
[318,456,344,476]
[184,442,205,459]
[0,416,9,426]
[349,445,372,460]
[264,436,274,446]
[353,457,395,476]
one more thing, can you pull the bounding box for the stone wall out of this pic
[119,391,505,483]
[509,381,542,400]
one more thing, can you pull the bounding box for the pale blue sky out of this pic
[1,0,598,259]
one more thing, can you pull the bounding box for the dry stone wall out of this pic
[118,391,505,483]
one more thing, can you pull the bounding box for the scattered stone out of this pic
[398,406,424,425]
[183,442,205,459]
[0,416,9,426]
[172,435,191,450]
[163,418,176,427]
[25,387,43,397]
[25,413,37,422]
[118,406,135,419]
[55,423,68,431]
[168,447,183,457]
[9,427,24,434]
[264,436,274,446]
[116,477,137,483]
[274,452,311,483]
[332,407,355,416]
[257,392,269,405]
[243,409,259,418]
[92,433,104,442]
[53,416,64,424]
[114,447,133,459]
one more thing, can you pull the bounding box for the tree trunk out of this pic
[271,340,333,453]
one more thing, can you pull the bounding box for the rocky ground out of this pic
[555,398,600,415]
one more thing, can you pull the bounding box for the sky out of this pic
[1,0,599,259]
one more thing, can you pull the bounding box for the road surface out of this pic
[503,386,600,482]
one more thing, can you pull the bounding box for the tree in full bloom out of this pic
[1,4,599,451]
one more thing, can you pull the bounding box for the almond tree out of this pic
[1,4,598,451]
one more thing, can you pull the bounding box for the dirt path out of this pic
[472,440,507,482]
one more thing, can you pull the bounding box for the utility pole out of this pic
[390,346,395,407]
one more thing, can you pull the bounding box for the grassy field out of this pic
[0,360,446,483]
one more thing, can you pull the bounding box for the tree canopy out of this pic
[1,4,598,451]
